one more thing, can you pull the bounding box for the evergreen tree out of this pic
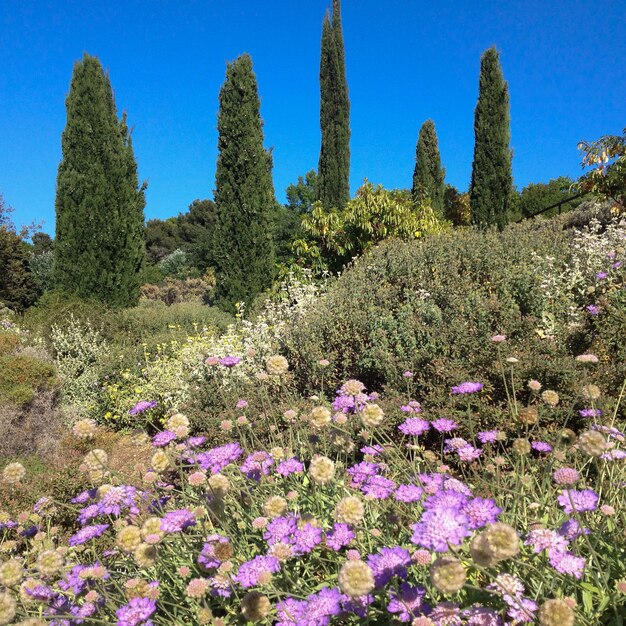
[469,47,513,228]
[54,54,146,306]
[317,0,350,211]
[412,120,445,217]
[212,54,275,312]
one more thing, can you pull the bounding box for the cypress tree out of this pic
[317,0,350,211]
[212,54,275,313]
[469,47,513,229]
[54,54,146,306]
[412,119,445,217]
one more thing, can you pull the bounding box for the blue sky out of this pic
[1,0,624,235]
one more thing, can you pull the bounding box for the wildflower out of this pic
[268,542,293,562]
[195,442,242,473]
[241,591,272,622]
[506,357,519,364]
[410,508,470,552]
[68,524,109,546]
[553,468,579,485]
[361,403,384,427]
[477,430,501,444]
[525,529,568,554]
[338,560,375,597]
[579,408,602,417]
[310,406,332,428]
[234,555,281,588]
[576,354,599,363]
[548,550,585,579]
[403,370,414,377]
[430,557,466,594]
[577,430,607,456]
[431,418,458,433]
[616,580,626,594]
[319,359,330,367]
[334,496,365,525]
[266,355,289,376]
[293,523,323,554]
[166,413,189,437]
[528,379,542,391]
[586,304,600,315]
[399,417,430,436]
[340,379,366,396]
[463,498,501,530]
[387,582,428,622]
[72,418,98,440]
[557,489,599,514]
[152,431,176,447]
[116,597,156,626]
[0,592,16,626]
[541,390,559,406]
[531,441,553,453]
[128,400,157,415]
[451,382,483,394]
[219,355,241,367]
[309,455,336,485]
[601,504,615,515]
[538,598,574,626]
[394,484,424,502]
[161,509,195,533]
[367,546,411,587]
[491,334,506,342]
[2,462,25,485]
[581,384,601,400]
[264,496,288,518]
[186,577,210,598]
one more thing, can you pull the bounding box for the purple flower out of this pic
[451,382,484,395]
[410,508,470,552]
[293,523,323,554]
[307,587,344,624]
[234,555,281,588]
[431,418,458,433]
[423,491,469,511]
[186,436,206,447]
[275,457,304,477]
[611,261,622,269]
[367,546,411,586]
[506,598,538,623]
[457,445,483,462]
[71,488,97,504]
[394,484,424,503]
[98,485,140,517]
[579,408,602,417]
[78,504,100,525]
[240,451,274,480]
[360,475,395,499]
[198,534,230,569]
[276,597,307,626]
[400,400,422,413]
[152,431,177,447]
[586,304,600,316]
[219,355,241,367]
[596,271,608,280]
[361,444,383,457]
[264,515,298,545]
[325,523,354,550]
[463,498,501,530]
[128,400,157,416]
[161,509,195,533]
[525,529,568,554]
[430,603,463,625]
[548,549,585,578]
[68,524,109,546]
[557,489,599,513]
[557,518,589,541]
[478,430,500,444]
[346,461,380,486]
[194,442,242,473]
[463,607,503,625]
[387,583,428,622]
[531,441,553,453]
[398,418,430,436]
[116,597,156,626]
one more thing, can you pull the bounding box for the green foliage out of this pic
[0,353,58,407]
[317,0,350,211]
[294,181,448,273]
[286,170,319,213]
[140,275,215,306]
[0,227,38,313]
[517,176,585,219]
[578,127,626,208]
[470,47,513,229]
[158,249,194,279]
[54,53,146,307]
[443,184,471,226]
[412,120,446,217]
[212,54,276,313]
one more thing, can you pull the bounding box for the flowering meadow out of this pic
[0,344,625,626]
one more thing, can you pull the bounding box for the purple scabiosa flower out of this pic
[346,461,380,486]
[386,583,428,622]
[195,442,242,473]
[463,607,503,626]
[293,523,323,555]
[457,445,483,462]
[152,431,177,447]
[398,418,430,436]
[332,394,356,414]
[410,508,470,552]
[367,546,411,587]
[611,261,622,269]
[593,424,625,440]
[98,485,139,517]
[276,597,307,626]
[400,400,422,413]
[596,271,608,279]
[506,598,538,623]
[431,418,458,433]
[236,399,248,409]
[361,444,383,457]
[116,596,156,626]
[128,400,157,416]
[548,549,586,578]
[394,484,424,503]
[443,478,473,496]
[24,584,56,602]
[78,504,100,525]
[423,491,469,511]
[477,430,500,444]
[430,602,463,625]
[161,509,195,533]
[360,475,395,499]
[444,437,469,452]
[234,555,281,588]
[264,515,298,545]
[72,488,98,504]
[557,518,590,541]
[209,573,232,598]
[325,523,355,550]
[601,449,626,460]
[451,382,484,395]
[68,524,109,546]
[524,529,568,554]
[418,472,447,494]
[275,457,304,477]
[240,451,274,480]
[186,436,206,448]
[219,355,241,367]
[342,593,374,619]
[586,304,600,315]
[557,489,599,513]
[305,587,344,624]
[531,441,553,453]
[553,467,579,485]
[198,534,230,569]
[463,498,501,530]
[403,370,414,378]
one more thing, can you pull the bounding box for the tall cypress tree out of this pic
[212,54,275,313]
[469,47,513,229]
[54,54,146,306]
[412,119,445,217]
[317,0,350,211]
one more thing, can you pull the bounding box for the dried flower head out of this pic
[151,450,171,473]
[334,496,365,526]
[266,355,289,376]
[538,598,574,626]
[581,384,601,400]
[576,354,598,363]
[541,390,560,407]
[430,557,466,594]
[186,577,210,599]
[518,406,538,425]
[2,462,25,485]
[241,591,272,622]
[481,523,520,562]
[72,418,98,440]
[528,379,542,392]
[340,379,366,396]
[134,543,158,568]
[117,525,143,553]
[0,559,23,587]
[553,468,579,485]
[338,560,375,597]
[310,406,332,428]
[35,550,63,577]
[309,455,336,485]
[577,430,607,456]
[361,403,385,428]
[208,473,230,498]
[0,592,16,626]
[263,496,288,519]
[512,438,531,455]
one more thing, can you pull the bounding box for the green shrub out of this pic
[0,332,19,355]
[0,353,58,407]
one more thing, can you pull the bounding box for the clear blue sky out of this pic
[1,0,624,235]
